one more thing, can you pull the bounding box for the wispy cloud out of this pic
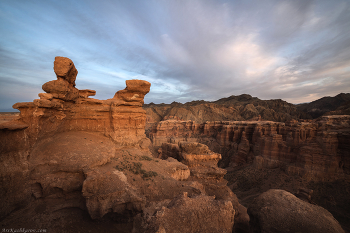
[0,0,349,111]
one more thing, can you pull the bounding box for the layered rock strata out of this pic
[161,142,226,181]
[149,116,350,180]
[0,57,245,232]
[144,94,312,135]
[159,142,250,231]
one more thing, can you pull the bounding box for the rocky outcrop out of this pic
[149,120,201,147]
[149,116,350,180]
[133,192,235,233]
[10,62,151,147]
[0,57,243,232]
[0,57,152,221]
[82,168,145,219]
[248,189,345,233]
[161,142,226,181]
[159,142,250,231]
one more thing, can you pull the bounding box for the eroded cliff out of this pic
[149,116,350,181]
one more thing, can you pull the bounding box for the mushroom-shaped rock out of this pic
[125,79,151,95]
[113,79,151,104]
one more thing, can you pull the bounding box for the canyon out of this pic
[0,57,348,233]
[149,116,350,180]
[146,100,350,232]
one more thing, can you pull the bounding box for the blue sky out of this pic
[1,0,350,111]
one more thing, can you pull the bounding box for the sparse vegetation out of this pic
[115,160,157,179]
[140,155,153,161]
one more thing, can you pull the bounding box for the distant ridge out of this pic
[143,94,311,131]
[0,109,20,113]
[296,93,350,118]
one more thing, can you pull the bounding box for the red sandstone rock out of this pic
[82,168,145,219]
[133,192,235,233]
[42,78,79,101]
[0,57,154,222]
[149,117,350,180]
[159,141,249,229]
[53,56,78,86]
[38,92,53,100]
[79,89,96,98]
[248,189,345,233]
[113,79,151,104]
[0,57,243,232]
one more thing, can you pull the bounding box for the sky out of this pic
[0,0,350,111]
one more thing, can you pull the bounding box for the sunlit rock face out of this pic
[0,56,152,220]
[11,57,151,147]
[149,116,350,181]
[143,95,312,131]
[0,57,246,233]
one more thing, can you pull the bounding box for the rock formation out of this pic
[248,189,345,233]
[161,142,227,182]
[149,116,350,181]
[133,192,235,233]
[1,57,347,232]
[0,57,246,232]
[143,94,312,134]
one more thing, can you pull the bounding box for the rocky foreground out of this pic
[0,57,347,233]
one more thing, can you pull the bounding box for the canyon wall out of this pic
[149,116,350,180]
[144,94,312,136]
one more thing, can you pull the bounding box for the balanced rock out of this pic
[40,56,79,101]
[114,79,151,104]
[42,76,79,101]
[53,56,78,86]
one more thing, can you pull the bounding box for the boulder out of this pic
[114,79,151,104]
[82,168,145,219]
[42,79,79,101]
[248,189,345,233]
[133,192,235,233]
[53,56,78,86]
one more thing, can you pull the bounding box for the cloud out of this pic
[0,0,349,110]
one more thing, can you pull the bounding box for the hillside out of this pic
[143,94,311,131]
[297,93,350,118]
